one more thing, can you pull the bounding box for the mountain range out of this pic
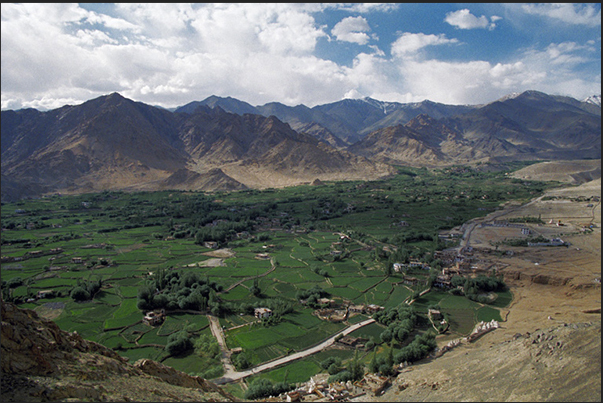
[1,90,600,202]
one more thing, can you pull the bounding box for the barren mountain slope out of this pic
[360,170,601,403]
[363,320,600,402]
[1,301,239,402]
[511,159,601,184]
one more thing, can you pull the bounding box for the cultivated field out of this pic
[2,160,598,396]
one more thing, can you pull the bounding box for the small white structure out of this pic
[254,307,272,319]
[143,310,165,326]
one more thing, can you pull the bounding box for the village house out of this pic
[143,309,165,326]
[203,241,219,249]
[433,275,452,289]
[349,304,365,313]
[337,335,368,348]
[26,250,44,258]
[71,257,84,264]
[403,276,421,286]
[393,263,404,273]
[365,304,384,314]
[254,307,272,319]
[317,298,336,307]
[37,290,55,299]
[428,308,443,320]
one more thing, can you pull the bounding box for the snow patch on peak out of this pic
[361,97,401,115]
[497,92,521,102]
[583,95,601,107]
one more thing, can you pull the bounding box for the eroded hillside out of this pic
[1,301,239,402]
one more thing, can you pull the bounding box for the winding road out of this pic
[209,317,376,385]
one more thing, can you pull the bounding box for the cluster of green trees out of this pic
[137,269,223,314]
[322,350,365,383]
[192,334,223,378]
[244,378,293,400]
[499,235,550,247]
[509,215,543,224]
[367,331,437,374]
[295,285,330,308]
[369,347,397,376]
[241,298,295,326]
[70,277,103,301]
[193,220,254,245]
[166,329,194,356]
[393,331,437,364]
[449,274,507,303]
[231,351,251,370]
[1,277,26,303]
[373,305,420,345]
[309,264,330,277]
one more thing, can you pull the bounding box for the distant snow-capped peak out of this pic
[361,97,402,114]
[583,95,601,107]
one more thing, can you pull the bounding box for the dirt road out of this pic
[211,318,376,385]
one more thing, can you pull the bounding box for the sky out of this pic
[1,3,601,111]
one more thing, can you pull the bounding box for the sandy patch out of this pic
[196,258,226,267]
[202,248,235,258]
[34,302,65,321]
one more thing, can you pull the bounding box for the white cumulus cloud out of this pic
[391,32,458,56]
[445,9,499,30]
[521,3,601,27]
[331,16,372,45]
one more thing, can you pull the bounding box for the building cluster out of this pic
[314,302,384,323]
[466,320,500,342]
[2,247,64,263]
[392,261,430,272]
[264,372,394,402]
[336,336,368,349]
[434,319,500,358]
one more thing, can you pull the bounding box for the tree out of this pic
[232,352,251,370]
[70,286,90,302]
[166,330,193,356]
[250,274,261,297]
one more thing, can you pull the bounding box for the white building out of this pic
[254,307,273,319]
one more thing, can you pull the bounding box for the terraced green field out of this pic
[2,164,547,383]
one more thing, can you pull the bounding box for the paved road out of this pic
[211,318,376,385]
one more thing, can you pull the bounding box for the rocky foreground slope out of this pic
[360,320,601,402]
[0,301,239,402]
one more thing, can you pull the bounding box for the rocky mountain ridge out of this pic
[1,300,239,402]
[1,94,394,201]
[1,90,600,202]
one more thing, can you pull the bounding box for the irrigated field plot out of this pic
[2,164,558,383]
